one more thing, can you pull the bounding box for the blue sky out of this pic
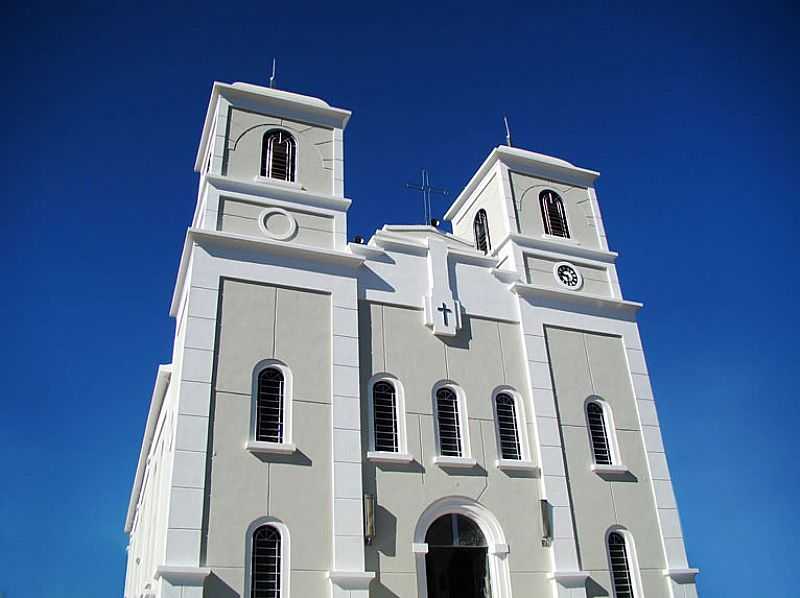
[1,2,798,597]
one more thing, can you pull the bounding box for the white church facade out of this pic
[123,81,699,598]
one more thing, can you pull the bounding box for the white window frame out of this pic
[366,374,413,463]
[605,526,644,598]
[432,381,476,468]
[491,387,538,472]
[585,397,627,474]
[245,360,296,455]
[244,517,291,598]
[259,128,298,184]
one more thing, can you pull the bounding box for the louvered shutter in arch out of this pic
[260,130,296,182]
[608,532,635,598]
[256,368,285,443]
[251,525,282,598]
[495,393,522,460]
[473,209,491,254]
[586,402,612,465]
[540,190,570,238]
[373,381,399,452]
[436,388,463,457]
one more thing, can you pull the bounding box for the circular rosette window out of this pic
[258,208,298,241]
[553,261,583,290]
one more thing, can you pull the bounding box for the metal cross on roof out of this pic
[405,169,448,225]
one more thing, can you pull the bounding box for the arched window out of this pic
[260,130,296,182]
[586,401,612,465]
[256,368,285,443]
[540,190,570,238]
[372,380,399,452]
[251,524,282,598]
[494,393,521,460]
[436,387,463,457]
[608,531,636,598]
[473,209,491,254]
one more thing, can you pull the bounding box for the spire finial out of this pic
[269,58,277,89]
[504,115,513,147]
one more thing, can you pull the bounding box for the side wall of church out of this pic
[359,301,552,597]
[545,327,668,598]
[222,107,335,196]
[509,172,601,248]
[203,279,333,598]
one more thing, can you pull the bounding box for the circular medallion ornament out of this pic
[258,208,298,241]
[553,262,583,290]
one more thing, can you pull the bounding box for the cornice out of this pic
[445,145,600,221]
[194,81,351,172]
[502,234,618,265]
[511,283,642,320]
[169,229,364,316]
[205,174,351,212]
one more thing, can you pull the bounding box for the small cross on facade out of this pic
[406,169,448,225]
[437,302,452,327]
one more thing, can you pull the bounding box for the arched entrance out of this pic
[413,497,511,598]
[425,513,491,598]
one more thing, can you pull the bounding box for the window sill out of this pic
[542,233,580,246]
[496,459,541,474]
[253,176,303,190]
[367,451,415,463]
[245,440,297,455]
[433,455,478,468]
[591,463,628,475]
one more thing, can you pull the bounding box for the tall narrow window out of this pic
[251,525,281,598]
[256,368,285,443]
[436,388,463,457]
[587,402,612,465]
[260,130,296,181]
[373,381,399,452]
[608,532,635,598]
[473,209,491,254]
[540,190,570,238]
[495,393,522,460]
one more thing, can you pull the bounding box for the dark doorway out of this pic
[425,514,491,598]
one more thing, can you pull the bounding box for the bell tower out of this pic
[193,82,352,251]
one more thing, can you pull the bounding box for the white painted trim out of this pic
[431,381,473,460]
[491,386,533,462]
[605,526,645,598]
[548,571,591,587]
[327,570,375,590]
[367,451,415,463]
[256,207,299,241]
[591,463,629,475]
[511,283,642,319]
[366,374,410,456]
[495,233,618,264]
[154,565,211,585]
[244,518,291,598]
[125,364,172,533]
[495,459,540,474]
[584,397,623,467]
[206,174,352,211]
[413,496,513,598]
[663,568,700,583]
[245,440,297,455]
[250,359,294,446]
[433,455,478,468]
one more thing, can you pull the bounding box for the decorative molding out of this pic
[548,571,590,588]
[328,570,375,590]
[155,566,211,586]
[206,174,352,212]
[245,440,297,455]
[511,282,642,320]
[367,451,415,464]
[664,568,700,583]
[496,459,540,474]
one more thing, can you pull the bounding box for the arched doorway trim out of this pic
[413,496,512,598]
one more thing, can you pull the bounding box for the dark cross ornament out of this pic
[406,169,448,225]
[437,302,453,327]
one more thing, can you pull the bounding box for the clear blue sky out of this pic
[1,2,797,597]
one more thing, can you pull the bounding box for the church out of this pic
[123,80,699,598]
